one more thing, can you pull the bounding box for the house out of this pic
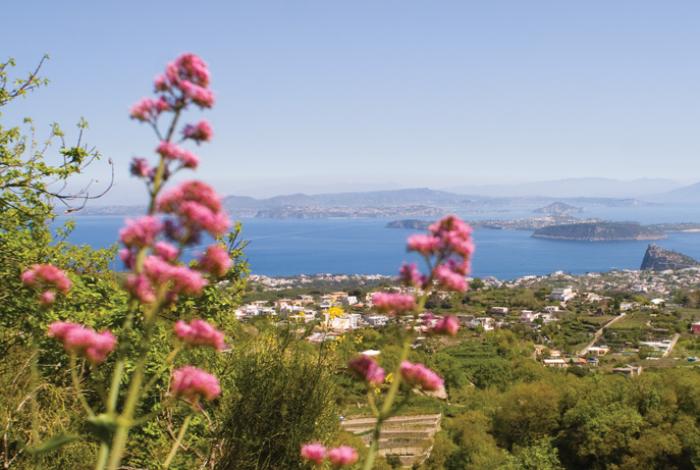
[691,322,700,335]
[365,315,389,327]
[587,346,610,357]
[613,365,643,377]
[328,313,362,331]
[543,358,568,368]
[550,287,576,302]
[468,317,495,331]
[543,306,560,313]
[489,307,509,315]
[520,310,538,323]
[619,302,636,312]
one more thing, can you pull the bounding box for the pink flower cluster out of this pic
[174,319,226,350]
[400,361,444,391]
[156,53,214,108]
[171,366,221,405]
[119,216,162,248]
[300,443,358,467]
[432,315,459,336]
[405,215,474,292]
[348,354,385,385]
[156,141,199,169]
[21,264,72,305]
[197,245,232,277]
[158,180,230,240]
[129,96,170,122]
[182,120,213,143]
[143,255,208,296]
[371,292,416,315]
[48,322,116,364]
[124,255,208,304]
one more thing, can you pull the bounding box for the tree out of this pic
[493,382,560,448]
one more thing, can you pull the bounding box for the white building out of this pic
[550,287,576,302]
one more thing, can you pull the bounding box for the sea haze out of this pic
[57,203,700,279]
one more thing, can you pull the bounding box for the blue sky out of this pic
[2,1,700,202]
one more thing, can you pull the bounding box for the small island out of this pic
[532,222,666,241]
[533,202,583,216]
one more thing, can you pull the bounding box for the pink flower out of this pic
[300,443,326,465]
[129,97,170,121]
[399,361,444,391]
[371,292,416,315]
[154,74,169,92]
[120,248,135,269]
[174,319,226,350]
[171,366,221,404]
[143,256,208,296]
[348,355,385,385]
[39,290,56,305]
[165,53,210,88]
[326,446,358,467]
[154,241,179,262]
[178,201,230,237]
[179,80,215,108]
[433,315,459,336]
[178,149,199,169]
[21,264,71,303]
[407,234,440,255]
[399,262,424,288]
[434,264,468,292]
[125,274,156,304]
[130,157,151,178]
[48,322,116,364]
[182,120,213,143]
[119,216,162,248]
[156,141,182,160]
[158,180,222,213]
[197,245,231,277]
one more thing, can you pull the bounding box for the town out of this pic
[239,268,700,378]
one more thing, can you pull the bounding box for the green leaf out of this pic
[26,433,80,455]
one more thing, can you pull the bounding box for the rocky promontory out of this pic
[640,244,700,271]
[532,222,666,241]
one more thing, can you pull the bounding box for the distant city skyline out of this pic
[2,1,700,203]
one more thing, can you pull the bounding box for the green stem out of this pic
[362,293,429,470]
[69,354,94,417]
[94,443,109,470]
[29,346,40,446]
[105,358,146,470]
[362,338,411,470]
[162,414,192,469]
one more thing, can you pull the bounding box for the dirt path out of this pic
[578,313,626,356]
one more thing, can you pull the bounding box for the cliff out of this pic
[640,244,700,271]
[532,222,666,241]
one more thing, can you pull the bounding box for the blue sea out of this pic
[58,204,700,279]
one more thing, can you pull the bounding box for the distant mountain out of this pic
[650,182,700,204]
[79,187,647,218]
[448,178,682,198]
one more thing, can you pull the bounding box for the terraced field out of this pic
[340,414,442,468]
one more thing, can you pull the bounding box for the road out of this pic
[662,333,681,358]
[578,313,626,356]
